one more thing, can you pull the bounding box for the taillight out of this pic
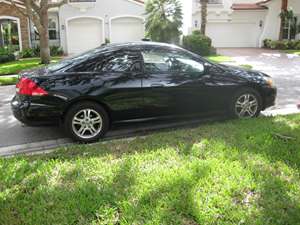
[16,77,48,96]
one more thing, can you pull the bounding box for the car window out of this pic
[67,51,142,73]
[142,49,205,74]
[94,51,141,73]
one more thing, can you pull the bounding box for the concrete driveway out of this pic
[1,48,299,155]
[218,48,300,109]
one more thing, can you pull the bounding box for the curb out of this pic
[1,107,299,157]
[0,116,226,157]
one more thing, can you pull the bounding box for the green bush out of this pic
[264,39,300,50]
[182,31,212,56]
[20,48,35,58]
[0,48,15,63]
[50,46,64,56]
[20,45,64,58]
[295,41,300,50]
[263,39,272,48]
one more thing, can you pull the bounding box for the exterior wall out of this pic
[192,9,266,47]
[0,2,30,49]
[59,0,144,54]
[259,0,281,43]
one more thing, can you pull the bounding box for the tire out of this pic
[64,101,109,143]
[229,88,262,119]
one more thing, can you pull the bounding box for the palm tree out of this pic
[200,0,208,35]
[279,0,288,40]
[145,0,183,44]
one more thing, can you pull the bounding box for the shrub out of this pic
[20,45,64,58]
[263,39,272,48]
[295,41,300,50]
[20,48,35,58]
[50,46,64,56]
[0,48,15,63]
[264,39,300,50]
[182,31,212,56]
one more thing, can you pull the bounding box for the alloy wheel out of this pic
[234,94,258,118]
[72,109,103,139]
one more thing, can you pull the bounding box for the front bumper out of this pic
[261,86,277,110]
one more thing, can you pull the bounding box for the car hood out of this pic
[218,64,270,82]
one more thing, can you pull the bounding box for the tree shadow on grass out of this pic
[1,115,300,224]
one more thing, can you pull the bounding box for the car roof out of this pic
[96,41,183,52]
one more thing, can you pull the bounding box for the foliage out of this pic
[263,39,300,50]
[263,39,272,48]
[20,48,36,58]
[20,46,64,58]
[0,57,62,75]
[145,0,183,44]
[182,30,212,56]
[0,48,15,64]
[50,46,64,56]
[1,114,300,224]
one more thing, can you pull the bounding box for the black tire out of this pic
[229,88,262,118]
[64,101,109,143]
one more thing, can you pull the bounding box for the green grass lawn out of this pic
[205,55,253,69]
[283,50,300,55]
[205,55,234,63]
[0,57,62,75]
[1,115,300,225]
[0,75,18,86]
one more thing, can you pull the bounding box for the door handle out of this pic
[151,83,165,87]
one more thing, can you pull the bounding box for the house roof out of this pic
[231,3,268,10]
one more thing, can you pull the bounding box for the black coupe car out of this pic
[11,42,277,142]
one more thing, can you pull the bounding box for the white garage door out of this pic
[67,17,103,55]
[206,22,259,47]
[110,17,144,43]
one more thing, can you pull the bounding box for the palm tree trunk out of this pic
[279,0,288,40]
[200,0,208,35]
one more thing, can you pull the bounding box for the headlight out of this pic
[264,77,275,88]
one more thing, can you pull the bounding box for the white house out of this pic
[58,0,145,54]
[0,0,145,55]
[191,0,300,47]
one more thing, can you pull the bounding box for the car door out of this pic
[64,50,145,121]
[140,48,215,118]
[95,50,145,121]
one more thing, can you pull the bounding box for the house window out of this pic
[33,18,58,41]
[208,0,222,4]
[48,18,58,40]
[194,20,198,28]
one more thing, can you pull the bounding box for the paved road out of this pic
[0,48,299,150]
[218,48,300,109]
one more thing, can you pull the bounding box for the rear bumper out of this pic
[11,95,61,126]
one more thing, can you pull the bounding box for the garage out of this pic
[206,22,260,47]
[110,16,144,43]
[67,17,104,55]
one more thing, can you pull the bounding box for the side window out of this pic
[142,49,205,74]
[95,51,141,73]
[67,51,141,73]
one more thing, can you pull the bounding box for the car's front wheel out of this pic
[230,88,262,118]
[64,102,109,143]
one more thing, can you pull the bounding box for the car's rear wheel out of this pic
[64,102,109,143]
[230,88,262,118]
